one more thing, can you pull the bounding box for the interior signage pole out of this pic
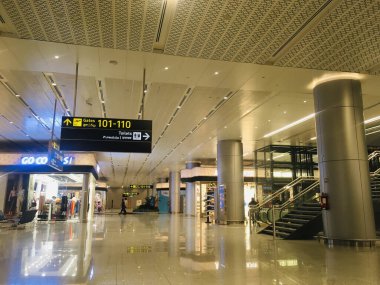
[51,98,57,141]
[73,62,79,117]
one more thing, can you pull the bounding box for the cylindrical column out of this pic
[80,173,89,223]
[216,140,244,224]
[185,161,200,216]
[313,79,375,243]
[169,171,181,214]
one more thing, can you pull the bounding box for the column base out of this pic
[318,237,377,248]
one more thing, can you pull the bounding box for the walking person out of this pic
[119,198,127,215]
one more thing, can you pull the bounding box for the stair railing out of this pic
[249,176,318,225]
[368,151,380,161]
[277,180,320,220]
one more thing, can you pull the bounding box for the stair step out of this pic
[302,203,320,207]
[270,226,296,232]
[281,217,309,223]
[261,229,290,238]
[296,206,321,211]
[286,213,318,219]
[276,221,303,228]
[289,210,320,215]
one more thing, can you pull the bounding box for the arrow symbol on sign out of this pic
[63,118,72,126]
[143,133,150,140]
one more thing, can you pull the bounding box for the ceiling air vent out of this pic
[156,0,167,42]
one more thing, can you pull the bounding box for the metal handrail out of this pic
[251,176,317,211]
[278,180,320,214]
[249,176,318,226]
[368,151,380,161]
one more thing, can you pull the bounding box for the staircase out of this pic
[259,175,380,239]
[255,151,380,239]
[371,173,380,200]
[259,202,322,239]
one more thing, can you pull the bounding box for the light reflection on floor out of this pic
[0,214,379,284]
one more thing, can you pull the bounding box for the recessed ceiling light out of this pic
[144,90,147,93]
[9,121,13,124]
[224,126,227,128]
[223,96,228,100]
[310,137,317,140]
[15,94,21,97]
[214,71,219,75]
[101,100,105,103]
[54,55,59,59]
[177,106,181,109]
[164,67,169,70]
[268,120,271,122]
[303,100,307,103]
[203,117,207,120]
[167,123,170,126]
[52,83,57,86]
[26,134,29,137]
[283,111,287,114]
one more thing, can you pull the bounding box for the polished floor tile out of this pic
[0,214,379,284]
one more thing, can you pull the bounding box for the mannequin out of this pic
[8,186,17,216]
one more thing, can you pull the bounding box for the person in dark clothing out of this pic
[119,198,127,215]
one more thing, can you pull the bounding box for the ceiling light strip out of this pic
[263,113,315,138]
[0,80,51,131]
[43,73,71,116]
[364,115,380,124]
[150,90,238,175]
[151,86,195,150]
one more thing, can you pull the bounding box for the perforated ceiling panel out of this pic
[164,0,380,74]
[0,0,163,52]
[276,0,380,74]
[1,0,379,74]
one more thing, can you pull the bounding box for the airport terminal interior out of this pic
[0,0,379,284]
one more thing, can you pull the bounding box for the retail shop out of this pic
[156,182,186,213]
[0,153,100,222]
[181,166,256,220]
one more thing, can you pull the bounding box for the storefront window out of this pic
[28,174,84,221]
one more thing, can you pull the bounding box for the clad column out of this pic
[216,140,244,224]
[313,79,375,244]
[80,173,90,223]
[169,171,181,214]
[185,161,200,216]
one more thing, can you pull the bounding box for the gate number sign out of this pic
[60,116,152,153]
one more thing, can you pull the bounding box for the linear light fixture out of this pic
[364,115,380,124]
[263,113,315,138]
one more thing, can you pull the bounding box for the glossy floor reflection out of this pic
[0,214,379,284]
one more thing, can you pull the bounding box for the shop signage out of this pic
[129,184,153,189]
[47,140,64,171]
[20,156,74,165]
[60,116,152,153]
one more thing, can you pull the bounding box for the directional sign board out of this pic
[129,184,153,189]
[60,116,152,153]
